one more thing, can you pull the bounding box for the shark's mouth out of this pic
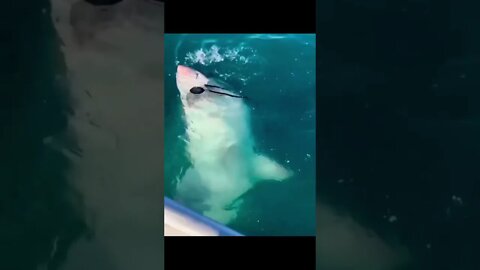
[189,84,247,99]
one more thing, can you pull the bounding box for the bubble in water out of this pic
[388,215,398,223]
[452,195,464,205]
[209,45,224,62]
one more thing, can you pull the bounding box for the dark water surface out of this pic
[1,1,86,269]
[2,1,164,270]
[317,1,480,269]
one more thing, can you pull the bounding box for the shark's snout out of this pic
[176,65,209,98]
[177,65,195,77]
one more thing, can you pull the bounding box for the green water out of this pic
[164,34,316,236]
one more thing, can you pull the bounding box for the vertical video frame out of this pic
[164,34,316,237]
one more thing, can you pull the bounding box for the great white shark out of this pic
[174,65,293,224]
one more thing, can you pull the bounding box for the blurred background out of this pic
[1,0,164,269]
[317,0,480,269]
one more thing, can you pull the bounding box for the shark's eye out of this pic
[190,87,205,94]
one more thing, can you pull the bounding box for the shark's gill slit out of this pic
[206,88,246,99]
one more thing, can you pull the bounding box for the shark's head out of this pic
[176,65,210,99]
[176,65,245,111]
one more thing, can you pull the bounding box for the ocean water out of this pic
[164,34,316,236]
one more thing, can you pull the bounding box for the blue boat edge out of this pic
[164,197,244,237]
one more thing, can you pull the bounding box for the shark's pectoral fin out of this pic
[224,197,244,211]
[251,154,293,181]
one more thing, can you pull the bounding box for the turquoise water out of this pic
[164,34,316,236]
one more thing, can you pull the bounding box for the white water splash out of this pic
[184,45,258,66]
[181,44,262,86]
